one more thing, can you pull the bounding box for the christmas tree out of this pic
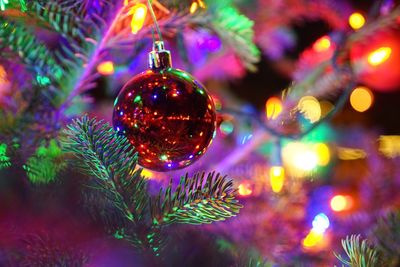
[1,0,400,266]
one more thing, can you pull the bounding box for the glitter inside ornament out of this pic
[113,41,216,171]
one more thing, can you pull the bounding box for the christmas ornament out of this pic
[113,41,216,171]
[351,29,400,92]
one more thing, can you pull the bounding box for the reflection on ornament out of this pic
[129,3,147,34]
[269,166,285,193]
[349,12,365,30]
[238,182,253,196]
[313,36,331,52]
[298,96,321,123]
[265,97,282,120]
[97,61,115,76]
[368,47,392,66]
[113,41,216,171]
[350,86,373,112]
[330,195,354,212]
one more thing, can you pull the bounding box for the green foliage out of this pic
[206,0,260,71]
[0,18,63,85]
[0,143,11,170]
[372,211,400,266]
[23,139,66,184]
[63,115,147,222]
[152,172,242,225]
[335,235,380,267]
[0,0,26,12]
[63,116,241,255]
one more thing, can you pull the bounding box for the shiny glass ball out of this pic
[113,68,216,171]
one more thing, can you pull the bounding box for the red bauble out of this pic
[350,30,400,92]
[113,42,216,171]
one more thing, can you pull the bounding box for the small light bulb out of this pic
[265,97,283,120]
[129,3,148,34]
[269,166,285,193]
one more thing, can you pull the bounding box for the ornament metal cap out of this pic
[148,41,172,70]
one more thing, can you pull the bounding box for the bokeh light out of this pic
[368,47,392,66]
[265,97,283,120]
[313,36,331,52]
[349,12,365,30]
[298,96,321,123]
[238,182,253,196]
[314,143,330,166]
[312,213,330,234]
[350,86,374,112]
[97,61,115,76]
[330,195,354,212]
[269,166,285,193]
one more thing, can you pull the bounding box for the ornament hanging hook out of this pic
[147,0,163,43]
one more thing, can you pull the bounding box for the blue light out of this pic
[312,213,330,234]
[119,111,124,116]
[153,94,157,99]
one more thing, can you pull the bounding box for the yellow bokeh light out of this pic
[298,96,321,123]
[97,61,115,76]
[282,142,319,177]
[269,166,285,193]
[129,3,147,34]
[303,229,324,248]
[367,47,392,66]
[238,182,252,196]
[330,195,354,212]
[350,86,374,112]
[349,12,365,30]
[265,97,283,120]
[141,169,155,179]
[190,2,198,14]
[314,143,330,166]
[313,36,331,52]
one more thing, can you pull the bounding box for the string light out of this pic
[313,36,331,52]
[349,12,366,30]
[368,47,392,66]
[265,97,283,120]
[269,166,285,193]
[97,61,115,76]
[129,3,148,34]
[350,86,373,112]
[330,195,354,212]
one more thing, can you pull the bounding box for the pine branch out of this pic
[62,115,148,223]
[372,211,400,266]
[23,139,66,184]
[335,235,380,267]
[0,143,11,170]
[206,1,260,71]
[152,172,242,225]
[0,0,26,12]
[0,18,64,84]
